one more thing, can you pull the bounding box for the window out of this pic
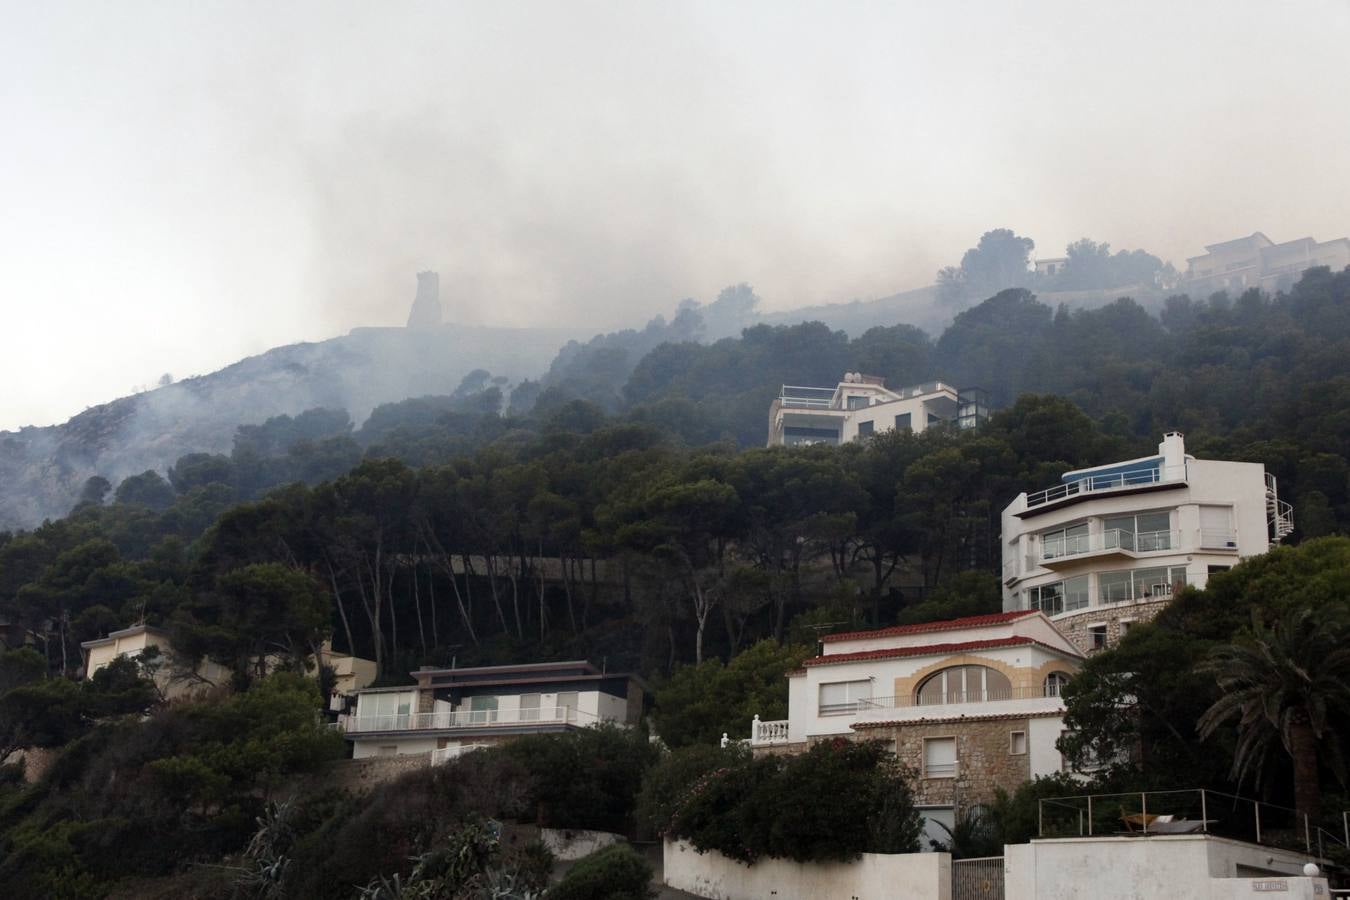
[1042,522,1089,559]
[857,420,874,437]
[1099,566,1188,603]
[1026,575,1089,615]
[469,695,499,723]
[1119,620,1134,638]
[895,412,912,431]
[1009,731,1027,755]
[378,745,398,757]
[1208,565,1232,575]
[1103,511,1173,551]
[847,395,870,410]
[923,737,957,778]
[915,665,1012,705]
[1199,506,1236,548]
[519,693,541,722]
[1043,671,1072,696]
[556,692,579,721]
[918,807,955,852]
[819,680,871,715]
[1088,625,1108,651]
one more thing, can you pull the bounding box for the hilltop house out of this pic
[1184,231,1350,296]
[766,373,987,447]
[749,610,1084,848]
[309,640,378,710]
[1000,432,1292,654]
[339,660,646,763]
[81,624,229,701]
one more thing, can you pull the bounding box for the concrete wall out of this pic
[351,736,439,759]
[663,838,951,900]
[1005,835,1323,900]
[538,828,624,861]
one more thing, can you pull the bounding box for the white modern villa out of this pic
[766,373,987,446]
[339,660,646,762]
[749,610,1084,847]
[1001,432,1293,653]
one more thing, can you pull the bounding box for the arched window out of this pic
[915,665,1012,705]
[1043,671,1072,697]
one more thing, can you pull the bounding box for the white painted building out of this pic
[81,624,228,701]
[1000,432,1292,653]
[751,610,1084,847]
[341,660,645,761]
[766,373,987,447]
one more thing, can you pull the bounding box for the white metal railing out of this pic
[779,385,837,409]
[1025,464,1187,509]
[858,685,1066,710]
[750,715,791,746]
[340,704,597,734]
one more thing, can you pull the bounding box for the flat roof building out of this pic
[767,373,987,447]
[1000,432,1292,654]
[339,660,646,763]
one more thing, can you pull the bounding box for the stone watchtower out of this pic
[406,270,442,328]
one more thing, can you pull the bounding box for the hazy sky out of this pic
[2,1,1348,431]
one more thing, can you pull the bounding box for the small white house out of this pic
[81,624,228,701]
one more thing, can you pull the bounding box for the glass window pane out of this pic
[1065,576,1090,611]
[1099,570,1132,603]
[1133,567,1169,599]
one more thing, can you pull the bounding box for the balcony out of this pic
[339,704,597,734]
[1038,529,1181,568]
[853,686,1066,724]
[779,385,837,410]
[1022,464,1187,513]
[750,715,791,747]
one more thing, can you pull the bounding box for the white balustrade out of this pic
[750,714,791,746]
[344,704,594,734]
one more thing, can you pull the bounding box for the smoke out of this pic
[3,2,1350,433]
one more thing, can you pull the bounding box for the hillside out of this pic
[0,324,581,529]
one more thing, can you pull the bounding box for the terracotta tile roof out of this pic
[803,636,1057,668]
[821,610,1039,644]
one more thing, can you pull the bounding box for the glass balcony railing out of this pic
[1025,464,1187,509]
[1041,529,1179,561]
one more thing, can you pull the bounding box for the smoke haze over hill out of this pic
[2,2,1349,432]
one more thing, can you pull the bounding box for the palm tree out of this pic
[1197,609,1350,823]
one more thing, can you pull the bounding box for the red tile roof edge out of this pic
[802,636,1081,668]
[851,709,1066,728]
[821,610,1039,644]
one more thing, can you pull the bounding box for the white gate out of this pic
[952,855,1004,900]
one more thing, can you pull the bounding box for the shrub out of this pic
[547,843,652,900]
[635,743,745,838]
[666,739,923,864]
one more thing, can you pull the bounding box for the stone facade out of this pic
[1055,598,1169,654]
[857,718,1037,815]
[327,752,433,793]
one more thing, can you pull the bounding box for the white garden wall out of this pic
[663,838,951,900]
[1005,835,1323,900]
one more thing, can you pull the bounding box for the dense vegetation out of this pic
[0,265,1347,893]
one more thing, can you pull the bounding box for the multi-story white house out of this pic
[766,373,987,447]
[1184,231,1350,296]
[340,660,646,763]
[749,610,1083,847]
[1000,432,1293,653]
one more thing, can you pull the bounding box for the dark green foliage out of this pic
[651,641,809,748]
[548,843,653,900]
[668,739,922,863]
[499,725,659,833]
[113,471,176,510]
[636,744,745,838]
